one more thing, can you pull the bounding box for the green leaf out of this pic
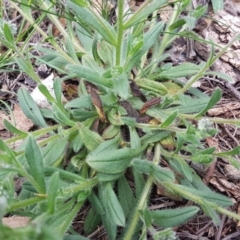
[226,157,240,170]
[129,126,141,149]
[66,37,80,63]
[47,172,59,213]
[68,0,117,45]
[212,0,224,13]
[124,0,167,28]
[3,23,14,44]
[84,207,101,235]
[64,235,90,240]
[70,0,88,7]
[169,19,186,31]
[18,88,47,127]
[42,137,68,165]
[88,193,105,215]
[200,201,220,225]
[104,182,125,226]
[182,0,191,8]
[38,83,56,103]
[65,95,92,109]
[124,22,165,72]
[160,111,178,128]
[97,172,123,181]
[98,184,117,240]
[192,5,207,19]
[169,95,211,114]
[195,88,221,117]
[217,146,240,157]
[140,131,171,145]
[25,135,46,193]
[118,176,136,218]
[132,159,175,182]
[15,58,39,83]
[206,71,235,83]
[78,123,103,151]
[167,183,233,207]
[87,145,146,174]
[113,72,129,100]
[3,119,27,136]
[102,125,120,140]
[65,64,112,88]
[53,77,63,105]
[89,138,119,156]
[150,206,199,227]
[128,37,144,57]
[159,63,201,79]
[136,78,168,95]
[173,158,193,182]
[52,104,75,126]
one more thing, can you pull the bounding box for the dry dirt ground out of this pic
[1,0,240,239]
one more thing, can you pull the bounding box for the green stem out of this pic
[178,33,240,94]
[8,196,46,212]
[179,113,240,125]
[135,123,186,133]
[60,178,98,196]
[123,143,161,240]
[164,181,240,221]
[116,0,124,66]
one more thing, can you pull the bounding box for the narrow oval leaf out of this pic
[3,119,27,136]
[78,123,103,151]
[160,111,178,128]
[52,104,75,126]
[18,88,47,127]
[169,19,186,31]
[87,145,146,173]
[47,172,59,213]
[118,176,136,217]
[42,137,68,165]
[166,183,233,207]
[150,206,199,227]
[195,88,222,117]
[200,201,220,225]
[25,135,46,193]
[84,207,101,235]
[113,73,129,100]
[124,0,167,28]
[105,183,125,226]
[66,64,112,88]
[68,0,117,45]
[3,23,14,44]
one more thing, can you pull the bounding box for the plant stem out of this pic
[179,113,240,125]
[178,33,240,94]
[116,0,124,66]
[60,178,98,196]
[123,143,161,240]
[8,196,46,212]
[164,181,240,221]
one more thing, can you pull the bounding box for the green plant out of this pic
[1,0,240,239]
